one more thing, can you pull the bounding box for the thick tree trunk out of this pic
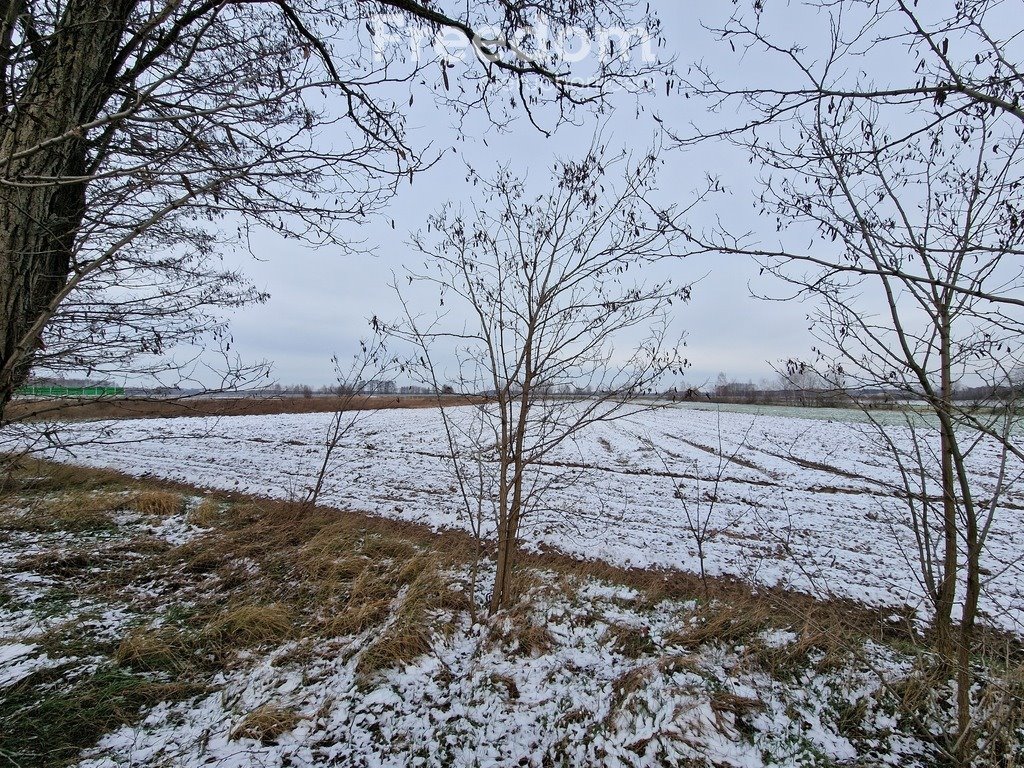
[0,1,135,422]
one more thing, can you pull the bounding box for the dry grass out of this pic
[606,665,656,722]
[488,673,521,700]
[490,606,555,659]
[360,532,419,562]
[605,654,701,726]
[115,626,195,673]
[326,598,392,638]
[231,703,302,745]
[18,549,108,578]
[0,458,124,499]
[187,499,222,528]
[356,618,434,679]
[974,661,1024,766]
[204,604,295,648]
[354,556,469,680]
[751,623,856,679]
[129,490,183,517]
[605,622,657,660]
[709,691,764,739]
[666,599,776,651]
[1,490,125,532]
[324,564,400,638]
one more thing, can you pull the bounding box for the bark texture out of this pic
[0,0,135,417]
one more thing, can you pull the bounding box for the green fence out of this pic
[17,385,125,397]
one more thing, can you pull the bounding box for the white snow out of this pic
[73,577,933,768]
[11,403,1024,633]
[0,642,56,687]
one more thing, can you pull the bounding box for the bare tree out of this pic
[0,0,672,426]
[681,73,1023,768]
[652,409,755,597]
[386,145,688,613]
[301,340,395,509]
[677,1,1024,150]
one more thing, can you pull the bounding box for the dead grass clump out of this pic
[355,617,434,679]
[19,549,107,578]
[885,665,948,727]
[354,557,469,679]
[231,703,301,744]
[604,664,666,728]
[187,499,222,528]
[224,502,267,527]
[321,560,403,639]
[657,654,700,677]
[301,522,360,563]
[305,556,370,600]
[204,603,294,648]
[488,673,521,700]
[834,696,871,745]
[605,622,658,660]
[129,490,183,517]
[481,568,557,657]
[297,523,369,594]
[752,625,855,679]
[324,559,408,637]
[359,532,418,562]
[710,691,764,739]
[400,556,469,615]
[503,568,550,605]
[24,490,122,531]
[351,560,405,603]
[115,626,195,673]
[667,600,775,651]
[491,608,555,658]
[180,545,225,575]
[326,599,392,638]
[512,620,555,657]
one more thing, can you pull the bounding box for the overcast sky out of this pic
[207,2,899,389]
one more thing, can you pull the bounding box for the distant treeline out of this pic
[667,379,1024,408]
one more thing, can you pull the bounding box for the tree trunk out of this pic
[489,345,534,614]
[490,457,526,614]
[953,448,981,766]
[933,311,958,657]
[0,1,135,421]
[954,499,980,766]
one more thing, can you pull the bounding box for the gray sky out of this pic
[213,3,867,389]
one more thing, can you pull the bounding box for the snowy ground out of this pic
[75,584,927,768]
[0,460,1016,767]
[11,403,1024,634]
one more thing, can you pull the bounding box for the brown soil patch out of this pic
[7,394,486,423]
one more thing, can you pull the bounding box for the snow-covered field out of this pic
[16,404,1024,633]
